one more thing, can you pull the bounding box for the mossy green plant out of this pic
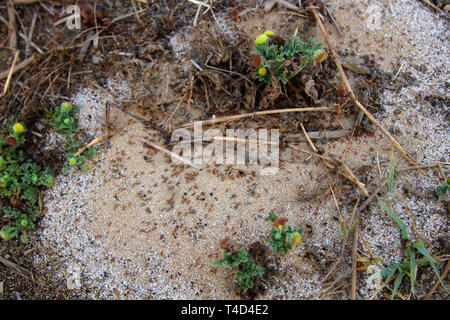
[0,120,54,242]
[435,177,450,200]
[213,247,263,291]
[47,102,96,174]
[264,212,303,255]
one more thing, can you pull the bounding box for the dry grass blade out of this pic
[418,0,443,13]
[289,145,369,196]
[7,0,17,49]
[13,0,43,4]
[300,122,318,153]
[140,138,202,170]
[74,133,114,157]
[341,163,369,197]
[1,50,20,97]
[285,129,351,141]
[0,54,36,80]
[0,256,31,279]
[180,106,336,128]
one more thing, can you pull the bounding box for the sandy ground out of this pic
[16,0,449,299]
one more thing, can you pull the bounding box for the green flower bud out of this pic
[20,233,29,243]
[69,157,77,166]
[60,102,72,113]
[44,175,54,187]
[0,227,13,241]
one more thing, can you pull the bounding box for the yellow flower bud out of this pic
[258,67,267,76]
[264,30,274,36]
[12,123,24,134]
[313,49,327,63]
[255,34,268,45]
[292,233,301,245]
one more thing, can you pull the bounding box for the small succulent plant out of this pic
[265,212,304,255]
[253,30,327,84]
[1,120,53,242]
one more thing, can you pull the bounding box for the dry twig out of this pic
[181,106,336,128]
[0,54,36,80]
[7,0,17,49]
[1,50,20,97]
[140,138,202,170]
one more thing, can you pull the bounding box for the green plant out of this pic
[369,200,449,299]
[213,247,263,291]
[264,212,303,255]
[0,120,54,242]
[435,177,450,200]
[47,102,96,173]
[368,154,449,299]
[253,30,326,84]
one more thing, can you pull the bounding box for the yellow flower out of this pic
[264,30,274,36]
[313,49,327,63]
[258,67,267,76]
[12,123,24,134]
[255,34,268,45]
[291,233,301,245]
[69,158,77,166]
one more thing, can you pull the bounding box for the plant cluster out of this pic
[253,30,327,84]
[435,177,449,200]
[0,120,54,242]
[369,154,449,299]
[264,212,304,255]
[213,212,304,292]
[213,247,263,291]
[370,199,449,299]
[48,102,96,173]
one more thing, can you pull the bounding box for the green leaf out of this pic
[414,244,449,294]
[340,225,347,239]
[388,151,395,193]
[409,250,417,295]
[391,269,405,300]
[435,179,450,199]
[378,198,409,240]
[265,212,278,223]
[367,261,400,284]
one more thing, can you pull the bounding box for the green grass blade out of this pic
[410,250,416,295]
[378,198,409,240]
[388,151,395,193]
[367,261,401,294]
[415,244,449,294]
[391,269,405,300]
